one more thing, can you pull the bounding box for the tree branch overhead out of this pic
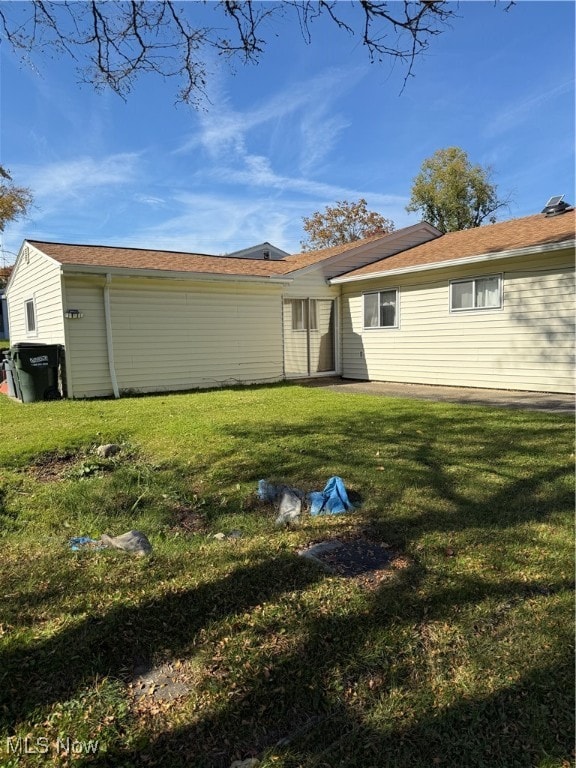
[0,1,461,104]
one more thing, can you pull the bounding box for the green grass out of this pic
[0,384,573,767]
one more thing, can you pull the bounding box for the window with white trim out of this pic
[364,289,398,328]
[450,275,502,311]
[25,298,37,334]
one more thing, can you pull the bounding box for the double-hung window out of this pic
[25,298,37,335]
[364,289,398,329]
[450,275,502,312]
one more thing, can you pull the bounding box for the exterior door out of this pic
[283,298,335,377]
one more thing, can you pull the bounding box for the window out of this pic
[291,299,317,331]
[450,275,502,312]
[364,289,398,328]
[25,298,37,334]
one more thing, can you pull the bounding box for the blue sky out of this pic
[0,1,574,265]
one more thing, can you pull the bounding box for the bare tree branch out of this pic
[0,1,504,105]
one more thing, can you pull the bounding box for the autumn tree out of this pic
[406,147,509,233]
[301,199,395,251]
[0,167,33,233]
[0,2,485,105]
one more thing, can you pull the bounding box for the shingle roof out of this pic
[28,231,396,278]
[332,211,576,281]
[277,232,396,273]
[27,211,575,283]
[28,240,292,279]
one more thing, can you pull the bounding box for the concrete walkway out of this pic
[300,378,575,414]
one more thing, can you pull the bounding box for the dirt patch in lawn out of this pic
[25,450,83,482]
[169,503,208,535]
[297,534,412,589]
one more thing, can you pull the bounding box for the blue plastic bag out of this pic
[308,476,354,516]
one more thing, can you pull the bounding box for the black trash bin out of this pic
[11,343,61,402]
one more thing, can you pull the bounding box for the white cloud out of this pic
[485,79,574,138]
[21,153,141,201]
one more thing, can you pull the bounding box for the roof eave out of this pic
[60,263,293,284]
[330,239,576,284]
[285,222,442,277]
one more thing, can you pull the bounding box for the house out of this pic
[226,242,290,260]
[5,206,575,398]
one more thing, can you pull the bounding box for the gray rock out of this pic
[96,443,121,458]
[100,529,152,556]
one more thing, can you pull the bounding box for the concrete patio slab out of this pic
[300,378,574,414]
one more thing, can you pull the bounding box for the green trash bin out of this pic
[11,343,61,402]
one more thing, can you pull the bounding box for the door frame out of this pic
[282,296,339,379]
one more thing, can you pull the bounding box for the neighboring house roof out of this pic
[331,211,576,283]
[226,242,290,260]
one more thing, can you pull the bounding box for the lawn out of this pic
[0,383,573,768]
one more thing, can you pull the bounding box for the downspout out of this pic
[103,274,120,399]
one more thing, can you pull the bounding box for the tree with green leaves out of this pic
[301,198,394,251]
[0,166,33,233]
[406,147,509,233]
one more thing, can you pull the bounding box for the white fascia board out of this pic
[286,222,442,279]
[329,239,576,285]
[60,264,293,285]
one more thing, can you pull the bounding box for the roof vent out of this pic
[541,195,572,216]
[263,250,271,260]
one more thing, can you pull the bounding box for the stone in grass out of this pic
[101,530,152,556]
[95,443,121,458]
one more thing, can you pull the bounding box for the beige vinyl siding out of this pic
[6,244,64,344]
[341,249,575,394]
[64,275,284,398]
[62,277,113,398]
[283,269,340,299]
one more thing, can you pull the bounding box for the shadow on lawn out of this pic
[215,406,573,539]
[2,400,572,766]
[76,566,573,768]
[0,554,324,728]
[2,552,572,767]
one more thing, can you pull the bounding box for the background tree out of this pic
[0,266,13,289]
[406,147,509,233]
[0,167,33,233]
[301,198,395,251]
[0,2,491,105]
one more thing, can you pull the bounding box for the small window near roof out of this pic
[364,289,398,328]
[25,298,37,334]
[450,275,502,312]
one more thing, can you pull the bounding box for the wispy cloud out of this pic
[21,154,141,201]
[175,67,362,162]
[485,79,574,138]
[2,154,143,254]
